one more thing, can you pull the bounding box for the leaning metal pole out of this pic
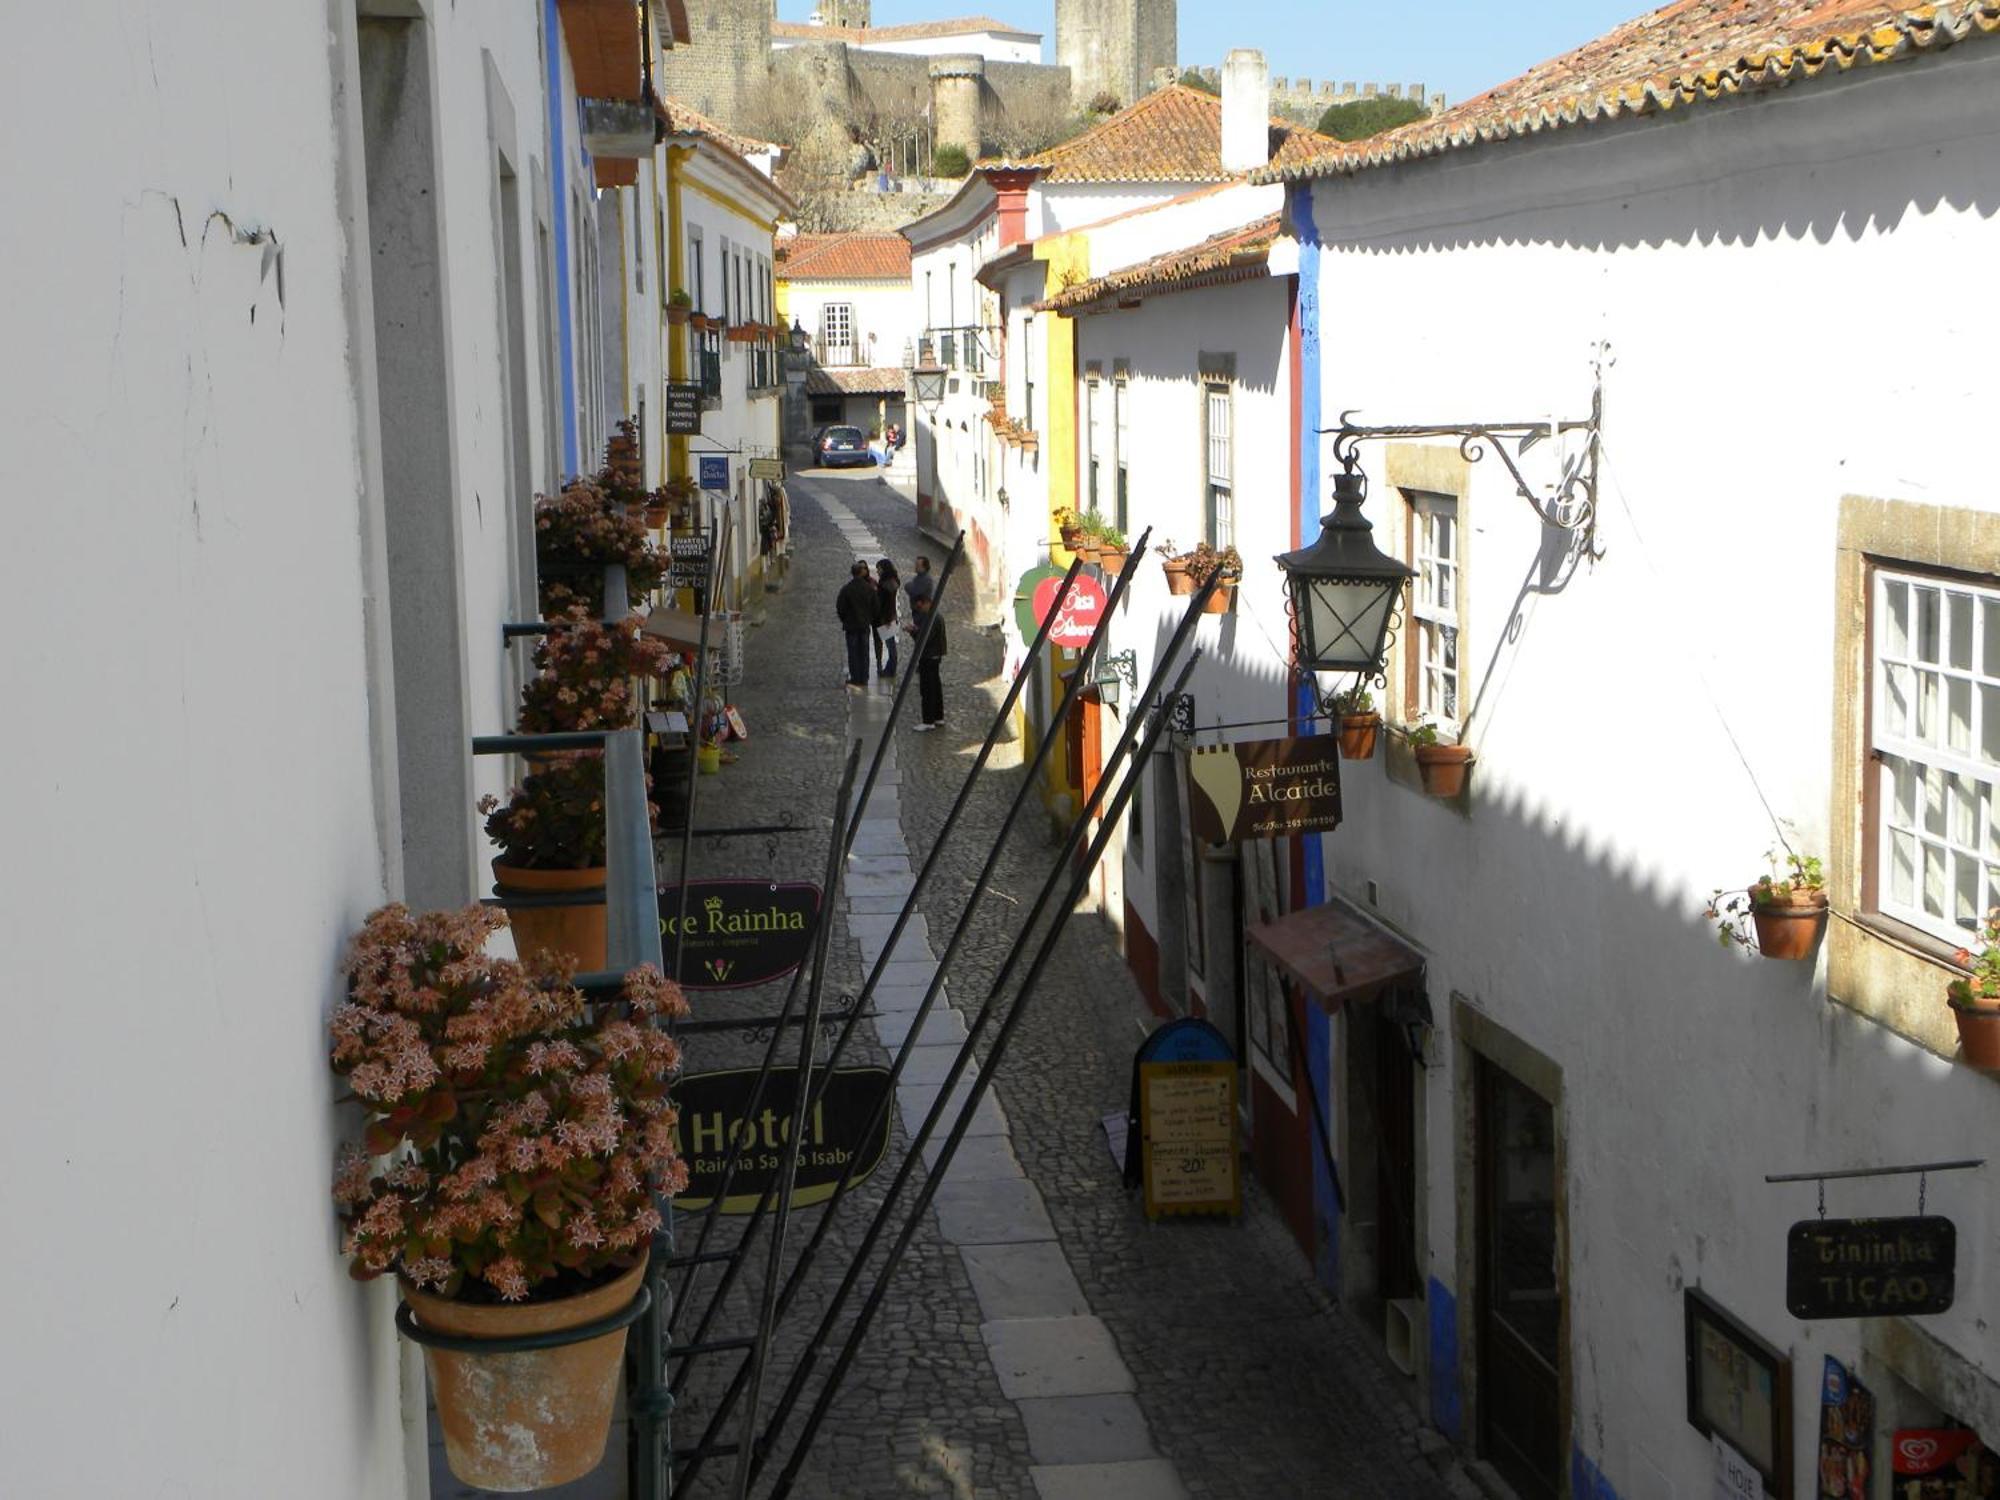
[768,641,1208,1496]
[726,739,860,1500]
[675,539,1150,1491]
[671,510,730,979]
[666,537,963,1343]
[754,575,1217,1481]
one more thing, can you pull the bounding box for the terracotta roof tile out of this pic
[1036,215,1281,314]
[657,97,778,158]
[778,233,913,281]
[771,15,1037,44]
[804,366,908,397]
[1260,0,2000,183]
[998,84,1337,185]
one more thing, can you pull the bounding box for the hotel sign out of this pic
[1186,736,1343,844]
[673,1065,892,1214]
[1785,1216,1955,1319]
[657,879,821,989]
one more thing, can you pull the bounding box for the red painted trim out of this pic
[1123,900,1169,1019]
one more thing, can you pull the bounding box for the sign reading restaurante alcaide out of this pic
[656,879,819,989]
[1186,737,1343,844]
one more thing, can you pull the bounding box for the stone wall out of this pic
[1158,64,1447,120]
[775,43,1074,157]
[657,0,773,130]
[1057,0,1176,110]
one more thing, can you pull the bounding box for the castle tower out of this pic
[655,0,774,133]
[929,54,985,158]
[812,0,871,24]
[1055,0,1176,111]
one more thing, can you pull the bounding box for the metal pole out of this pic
[671,513,729,979]
[753,577,1218,1479]
[666,541,963,1349]
[674,541,1145,1490]
[767,641,1208,1496]
[1765,1159,1985,1184]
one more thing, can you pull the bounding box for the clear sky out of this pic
[777,0,1654,107]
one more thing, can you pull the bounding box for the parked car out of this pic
[813,425,875,469]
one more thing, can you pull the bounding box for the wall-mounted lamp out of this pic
[910,359,947,410]
[1274,445,1413,680]
[1093,648,1138,708]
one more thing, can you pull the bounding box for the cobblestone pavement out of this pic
[660,469,1468,1500]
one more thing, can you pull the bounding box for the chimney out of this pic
[1220,48,1270,175]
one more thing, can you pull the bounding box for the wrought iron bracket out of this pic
[1319,365,1606,561]
[1164,692,1196,736]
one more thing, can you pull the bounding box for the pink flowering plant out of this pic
[517,612,672,736]
[1949,908,2000,1009]
[481,755,615,871]
[535,482,667,616]
[331,903,691,1302]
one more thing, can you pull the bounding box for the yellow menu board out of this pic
[1139,1060,1240,1220]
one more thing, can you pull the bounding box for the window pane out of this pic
[1951,592,1975,670]
[1984,685,2000,765]
[1924,842,1947,918]
[1917,586,1941,663]
[1985,599,2000,677]
[1951,772,1981,848]
[1885,664,1911,738]
[1918,669,1938,743]
[1435,513,1454,561]
[1889,755,1917,827]
[1890,830,1916,905]
[1438,562,1455,613]
[1957,852,1981,930]
[1885,580,1910,657]
[1951,677,1974,755]
[1925,764,1948,837]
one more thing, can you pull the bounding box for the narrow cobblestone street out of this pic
[661,469,1467,1500]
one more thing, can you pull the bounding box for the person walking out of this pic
[874,558,903,682]
[908,591,946,730]
[835,559,877,692]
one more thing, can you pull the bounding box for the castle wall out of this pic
[656,0,773,130]
[777,44,1073,151]
[1056,0,1174,110]
[1157,63,1447,120]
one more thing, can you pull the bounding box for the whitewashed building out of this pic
[0,1,669,1491]
[777,231,917,442]
[1254,2,2000,1493]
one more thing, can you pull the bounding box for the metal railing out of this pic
[923,326,987,375]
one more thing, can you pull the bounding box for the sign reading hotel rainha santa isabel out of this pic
[1186,737,1343,844]
[673,1065,892,1214]
[657,879,820,989]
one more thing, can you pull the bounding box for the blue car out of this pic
[813,425,876,469]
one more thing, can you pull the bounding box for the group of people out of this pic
[835,554,946,730]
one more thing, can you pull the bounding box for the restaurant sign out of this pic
[657,879,821,989]
[1012,563,1109,651]
[1785,1215,1955,1320]
[1186,737,1343,843]
[673,1065,892,1213]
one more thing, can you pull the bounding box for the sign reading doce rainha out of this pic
[1186,737,1343,844]
[1138,1060,1239,1220]
[673,1066,891,1214]
[1785,1215,1956,1320]
[657,880,820,989]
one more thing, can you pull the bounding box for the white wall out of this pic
[1040,180,1212,234]
[0,0,589,1492]
[786,279,918,368]
[1304,45,2000,1486]
[776,28,1042,64]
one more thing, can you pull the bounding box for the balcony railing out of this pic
[922,325,987,376]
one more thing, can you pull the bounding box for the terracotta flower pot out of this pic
[1164,560,1195,596]
[1337,712,1381,760]
[1098,547,1129,577]
[643,504,670,530]
[1414,743,1474,797]
[1950,999,2000,1069]
[1748,890,1828,961]
[405,1258,647,1492]
[494,860,607,972]
[1200,578,1236,615]
[1059,524,1083,549]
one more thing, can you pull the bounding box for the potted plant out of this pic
[535,485,668,618]
[1331,683,1381,760]
[1186,544,1242,614]
[1948,908,2000,1069]
[518,613,671,747]
[481,754,629,972]
[1408,720,1473,797]
[1073,510,1109,565]
[1161,539,1196,596]
[1097,523,1130,576]
[331,903,689,1492]
[642,484,673,531]
[1055,506,1083,550]
[666,289,692,326]
[1707,850,1828,960]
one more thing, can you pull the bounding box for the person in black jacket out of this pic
[908,591,946,729]
[874,557,902,680]
[835,560,877,691]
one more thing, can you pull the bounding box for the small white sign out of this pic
[1712,1433,1761,1500]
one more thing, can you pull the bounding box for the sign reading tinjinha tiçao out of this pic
[1186,737,1343,844]
[657,880,820,989]
[1786,1215,1956,1320]
[673,1065,892,1214]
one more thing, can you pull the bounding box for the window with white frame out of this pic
[690,226,705,311]
[1407,492,1462,732]
[820,301,854,363]
[1085,375,1101,515]
[1113,373,1130,536]
[1871,568,2000,944]
[1203,383,1233,549]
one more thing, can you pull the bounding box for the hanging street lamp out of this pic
[909,357,947,411]
[1274,444,1413,681]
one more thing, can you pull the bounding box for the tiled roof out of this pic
[1001,85,1337,185]
[657,97,778,158]
[805,366,908,397]
[1259,0,2000,182]
[1036,215,1282,314]
[771,15,1037,43]
[778,233,913,281]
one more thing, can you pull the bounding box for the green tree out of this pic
[1177,70,1218,95]
[932,143,972,178]
[1315,95,1428,142]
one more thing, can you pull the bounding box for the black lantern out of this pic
[789,319,811,355]
[910,359,947,410]
[1274,453,1413,677]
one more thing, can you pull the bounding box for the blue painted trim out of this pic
[1572,1446,1623,1500]
[1428,1277,1464,1441]
[545,0,579,477]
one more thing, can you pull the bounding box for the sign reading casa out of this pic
[657,879,820,989]
[1013,563,1109,650]
[1186,737,1343,843]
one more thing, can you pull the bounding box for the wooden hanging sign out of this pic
[1138,1060,1240,1220]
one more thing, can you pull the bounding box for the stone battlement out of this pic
[1154,64,1446,117]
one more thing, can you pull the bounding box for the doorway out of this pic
[1475,1054,1561,1499]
